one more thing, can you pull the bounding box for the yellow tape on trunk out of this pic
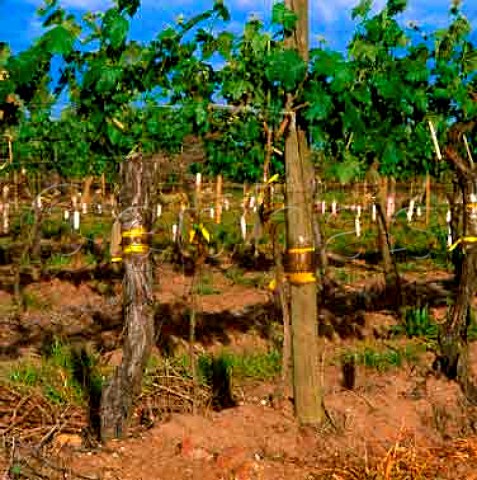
[122,227,148,238]
[286,272,316,284]
[123,244,149,254]
[287,247,315,254]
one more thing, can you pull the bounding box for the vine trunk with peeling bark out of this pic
[437,118,477,402]
[100,152,156,440]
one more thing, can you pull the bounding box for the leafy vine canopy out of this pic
[0,0,474,181]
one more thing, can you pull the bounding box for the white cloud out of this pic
[25,0,113,10]
[59,0,112,8]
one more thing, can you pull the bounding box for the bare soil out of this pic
[3,264,477,479]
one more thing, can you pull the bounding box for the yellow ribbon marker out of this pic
[283,247,316,284]
[448,236,477,252]
[268,278,277,291]
[267,173,280,184]
[122,227,148,238]
[200,224,210,243]
[287,247,315,254]
[122,227,149,255]
[189,224,211,244]
[111,256,123,263]
[123,244,149,254]
[286,272,316,285]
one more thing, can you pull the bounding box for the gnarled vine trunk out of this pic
[447,179,463,285]
[100,152,156,440]
[437,119,477,402]
[366,165,402,311]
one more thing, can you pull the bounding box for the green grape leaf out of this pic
[103,9,129,49]
[271,3,298,31]
[42,25,76,55]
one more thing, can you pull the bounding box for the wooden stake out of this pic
[13,170,18,212]
[463,135,474,167]
[101,172,106,199]
[426,172,431,226]
[283,0,323,425]
[215,174,222,224]
[195,173,202,211]
[382,177,388,223]
[81,175,94,205]
[428,120,443,161]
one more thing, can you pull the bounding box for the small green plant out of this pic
[198,349,281,381]
[224,266,246,284]
[6,338,103,407]
[468,320,477,342]
[10,463,22,479]
[215,220,242,251]
[341,343,423,372]
[21,291,51,310]
[9,363,40,385]
[45,254,72,268]
[44,384,68,405]
[42,219,69,240]
[393,305,437,339]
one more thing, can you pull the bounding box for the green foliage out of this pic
[324,153,363,183]
[1,0,475,183]
[198,349,281,382]
[341,342,423,372]
[271,3,298,32]
[392,305,438,339]
[6,339,103,407]
[265,49,306,91]
[45,253,72,268]
[102,8,130,48]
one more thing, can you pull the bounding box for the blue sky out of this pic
[1,0,476,55]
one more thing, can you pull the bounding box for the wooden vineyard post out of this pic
[100,152,155,441]
[101,172,106,200]
[13,170,18,212]
[382,176,389,223]
[284,111,322,425]
[426,172,431,226]
[5,135,18,213]
[81,175,94,205]
[283,0,323,425]
[195,172,202,214]
[30,195,42,262]
[215,174,222,224]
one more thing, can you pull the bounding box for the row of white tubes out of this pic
[0,168,456,244]
[42,194,452,245]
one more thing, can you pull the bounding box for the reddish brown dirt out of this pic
[68,369,477,480]
[157,264,270,312]
[4,265,477,478]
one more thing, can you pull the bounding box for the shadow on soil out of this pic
[0,269,456,361]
